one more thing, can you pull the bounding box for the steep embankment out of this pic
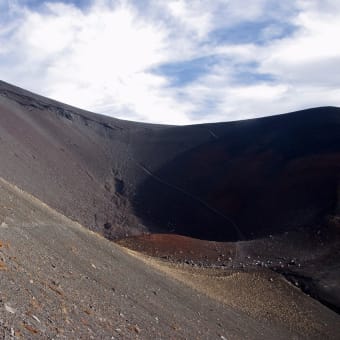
[133,108,340,240]
[0,81,215,239]
[1,80,339,242]
[0,176,309,339]
[1,177,340,339]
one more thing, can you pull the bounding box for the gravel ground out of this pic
[125,250,340,339]
[0,177,297,339]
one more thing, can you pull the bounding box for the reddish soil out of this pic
[118,234,236,265]
[119,227,340,314]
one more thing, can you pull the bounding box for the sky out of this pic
[0,0,339,125]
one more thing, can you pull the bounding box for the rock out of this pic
[32,315,41,323]
[4,304,16,314]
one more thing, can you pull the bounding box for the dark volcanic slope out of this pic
[135,108,340,240]
[0,80,340,241]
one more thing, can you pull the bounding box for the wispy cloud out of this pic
[0,0,339,124]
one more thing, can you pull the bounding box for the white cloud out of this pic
[0,0,339,125]
[166,1,212,39]
[0,1,194,124]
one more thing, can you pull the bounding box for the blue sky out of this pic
[0,0,340,124]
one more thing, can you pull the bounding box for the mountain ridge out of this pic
[1,80,340,241]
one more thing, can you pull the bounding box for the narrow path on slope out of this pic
[133,160,244,240]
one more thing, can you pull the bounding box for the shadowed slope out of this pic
[134,107,340,240]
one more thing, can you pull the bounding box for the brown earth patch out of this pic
[117,233,236,265]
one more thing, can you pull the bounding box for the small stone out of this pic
[32,315,41,323]
[4,304,16,314]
